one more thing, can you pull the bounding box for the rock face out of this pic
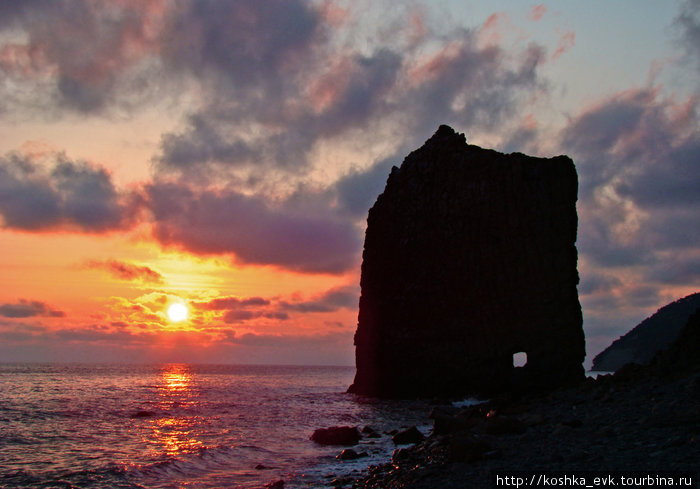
[348,125,585,398]
[591,292,700,372]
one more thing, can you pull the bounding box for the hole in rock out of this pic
[513,352,528,368]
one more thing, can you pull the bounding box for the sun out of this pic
[167,303,189,322]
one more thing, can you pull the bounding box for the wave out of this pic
[126,444,279,487]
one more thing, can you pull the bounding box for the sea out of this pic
[0,363,436,489]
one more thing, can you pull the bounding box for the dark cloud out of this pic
[195,286,356,323]
[155,48,403,174]
[226,330,352,349]
[646,254,700,285]
[193,295,283,324]
[87,260,163,284]
[148,182,362,273]
[333,157,397,218]
[53,326,156,345]
[578,272,622,296]
[674,0,700,73]
[153,9,546,176]
[498,116,541,154]
[0,152,136,232]
[196,296,271,311]
[280,285,359,313]
[0,0,163,114]
[0,299,64,318]
[2,1,551,279]
[221,309,289,324]
[161,0,321,88]
[562,88,700,270]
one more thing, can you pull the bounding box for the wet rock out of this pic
[392,426,425,445]
[361,426,381,438]
[448,435,493,463]
[392,447,410,463]
[432,413,472,435]
[484,415,527,435]
[255,464,272,470]
[561,418,583,428]
[336,448,367,460]
[265,480,284,489]
[310,426,360,446]
[349,124,584,398]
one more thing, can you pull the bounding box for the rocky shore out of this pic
[342,367,698,489]
[337,309,700,489]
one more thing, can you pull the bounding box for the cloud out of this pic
[674,0,700,72]
[333,156,397,218]
[154,48,404,175]
[0,299,64,318]
[221,309,289,324]
[0,0,163,114]
[578,272,622,296]
[224,329,353,350]
[160,0,322,90]
[196,296,271,311]
[280,285,359,313]
[2,2,551,277]
[560,85,700,343]
[153,7,547,180]
[551,31,575,61]
[529,5,547,22]
[87,260,163,284]
[193,285,357,324]
[193,295,285,324]
[147,182,362,273]
[0,152,137,232]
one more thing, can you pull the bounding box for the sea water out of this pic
[0,363,433,489]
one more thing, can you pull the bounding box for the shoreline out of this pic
[343,367,699,489]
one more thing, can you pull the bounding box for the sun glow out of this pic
[167,303,189,322]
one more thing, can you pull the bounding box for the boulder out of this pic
[448,435,493,463]
[349,125,585,398]
[392,426,425,445]
[483,416,527,435]
[432,413,472,435]
[310,426,360,446]
[336,448,367,460]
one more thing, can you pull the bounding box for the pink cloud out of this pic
[551,30,575,61]
[318,1,350,27]
[87,259,163,284]
[529,4,547,22]
[479,12,508,46]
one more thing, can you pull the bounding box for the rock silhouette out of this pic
[591,292,700,372]
[349,125,585,398]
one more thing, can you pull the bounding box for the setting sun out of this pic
[167,303,189,322]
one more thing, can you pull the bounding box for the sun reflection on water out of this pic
[143,364,204,455]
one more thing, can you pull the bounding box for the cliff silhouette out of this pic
[349,125,585,398]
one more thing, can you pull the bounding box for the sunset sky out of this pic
[1,0,698,367]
